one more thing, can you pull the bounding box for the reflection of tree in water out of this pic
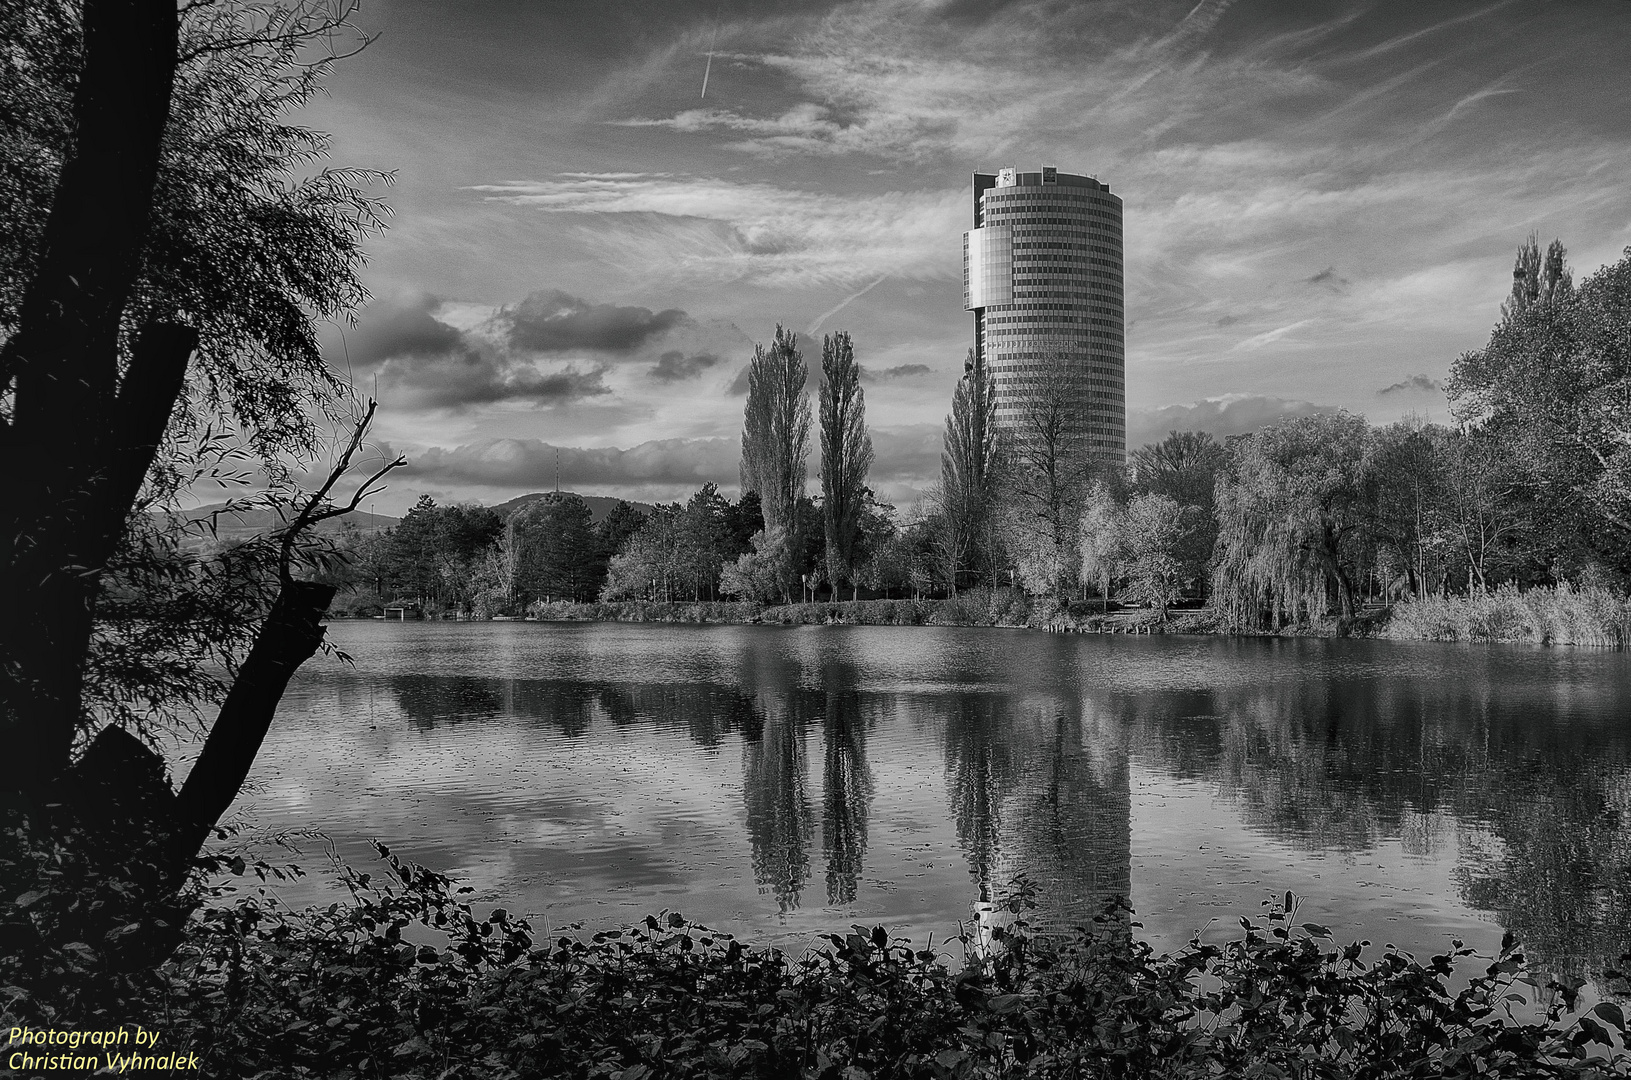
[821,688,874,905]
[1004,704,1132,946]
[944,695,1131,947]
[391,675,760,743]
[389,674,502,729]
[742,692,815,913]
[944,696,1017,908]
[1454,763,1631,983]
[1121,666,1631,982]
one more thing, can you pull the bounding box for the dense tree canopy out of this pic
[1451,245,1631,574]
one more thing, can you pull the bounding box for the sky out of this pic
[299,0,1631,514]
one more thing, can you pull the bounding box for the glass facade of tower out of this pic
[962,167,1125,462]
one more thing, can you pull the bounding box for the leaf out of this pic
[1590,1001,1626,1032]
[1299,923,1331,938]
[1578,1016,1613,1046]
[14,890,45,908]
[988,993,1026,1014]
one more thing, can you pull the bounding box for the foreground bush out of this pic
[5,847,1628,1079]
[1383,585,1631,647]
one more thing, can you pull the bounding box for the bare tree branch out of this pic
[275,399,405,585]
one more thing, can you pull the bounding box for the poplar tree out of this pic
[1500,233,1572,322]
[818,331,873,600]
[739,325,812,532]
[938,348,1002,587]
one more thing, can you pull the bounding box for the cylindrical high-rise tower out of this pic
[962,166,1125,463]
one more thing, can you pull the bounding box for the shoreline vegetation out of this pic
[344,583,1631,648]
[9,845,1627,1078]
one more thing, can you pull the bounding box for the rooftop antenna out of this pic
[700,3,722,99]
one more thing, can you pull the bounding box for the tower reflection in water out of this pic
[376,631,1630,982]
[945,695,1132,951]
[731,675,1134,944]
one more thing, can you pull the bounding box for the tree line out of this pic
[343,234,1631,625]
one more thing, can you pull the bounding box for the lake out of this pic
[229,621,1631,978]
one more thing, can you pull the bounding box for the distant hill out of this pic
[159,503,399,544]
[156,491,651,543]
[493,492,653,525]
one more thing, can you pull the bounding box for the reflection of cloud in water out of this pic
[260,625,1631,977]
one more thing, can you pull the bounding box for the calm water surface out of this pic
[229,622,1631,976]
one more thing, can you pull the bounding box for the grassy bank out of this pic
[7,847,1626,1079]
[1383,585,1631,647]
[523,585,1631,647]
[528,588,1202,634]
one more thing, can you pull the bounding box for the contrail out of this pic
[807,275,887,337]
[700,6,722,98]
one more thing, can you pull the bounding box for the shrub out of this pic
[1384,585,1631,647]
[6,847,1626,1079]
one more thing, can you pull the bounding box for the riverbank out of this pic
[518,584,1631,646]
[525,588,1234,634]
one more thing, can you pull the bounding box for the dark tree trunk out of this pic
[0,0,183,795]
[174,581,338,853]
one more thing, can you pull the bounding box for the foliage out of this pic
[0,0,387,459]
[721,528,796,604]
[1212,413,1373,630]
[1077,480,1125,612]
[529,600,762,623]
[1450,245,1631,572]
[938,349,1005,588]
[1129,430,1223,511]
[1501,233,1572,322]
[1382,583,1631,647]
[818,331,875,598]
[999,338,1096,600]
[601,489,745,603]
[6,848,1627,1079]
[1119,493,1188,616]
[739,325,812,534]
[511,494,603,604]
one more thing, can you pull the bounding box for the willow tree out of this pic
[818,331,873,600]
[1211,413,1372,630]
[0,0,391,971]
[938,348,1002,587]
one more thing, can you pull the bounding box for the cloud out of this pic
[725,364,752,396]
[337,291,711,411]
[1127,394,1341,449]
[612,102,841,146]
[340,294,463,367]
[649,350,723,381]
[1307,266,1351,291]
[861,363,934,383]
[469,175,963,288]
[397,437,739,489]
[376,345,612,410]
[500,290,692,353]
[386,421,946,507]
[1377,374,1444,396]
